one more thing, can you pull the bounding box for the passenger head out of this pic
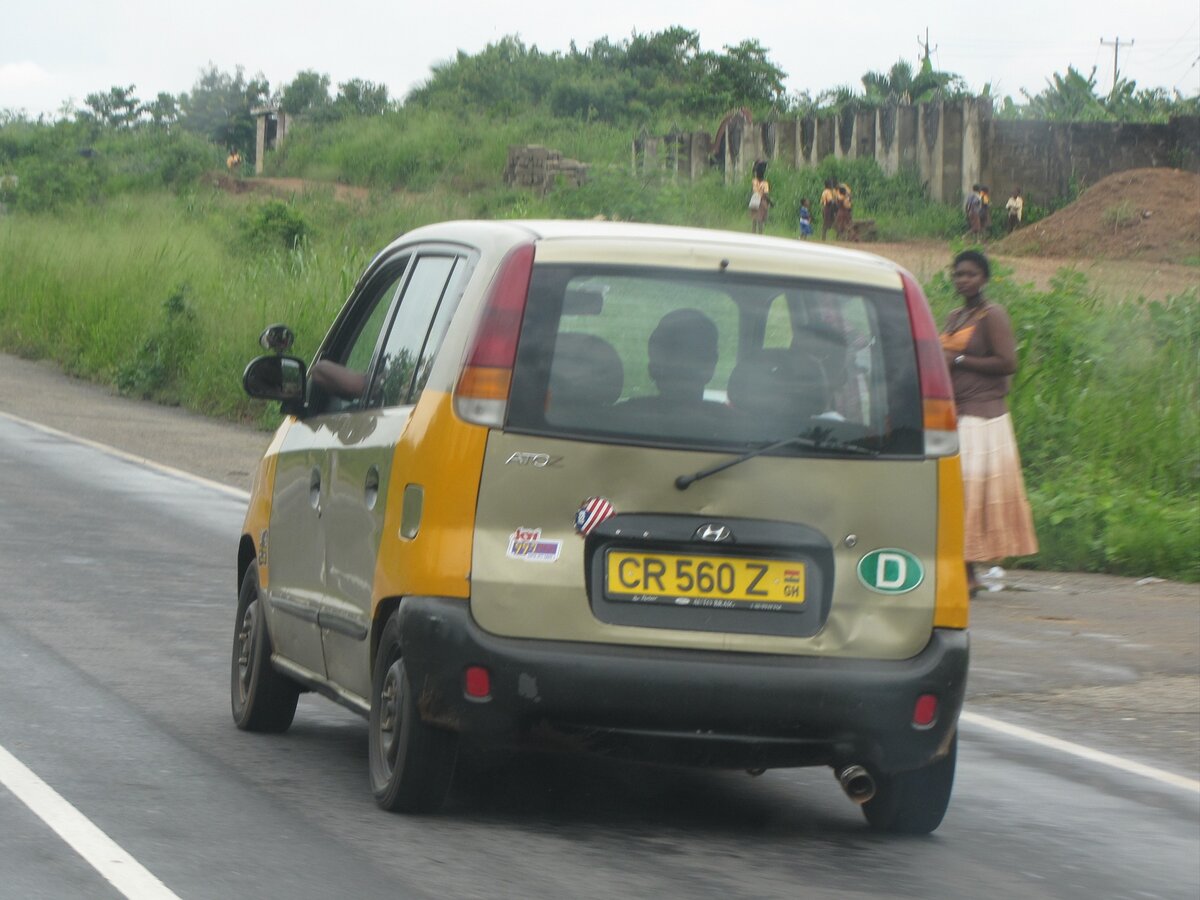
[647,309,719,402]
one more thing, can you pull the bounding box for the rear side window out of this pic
[371,254,466,407]
[507,265,923,456]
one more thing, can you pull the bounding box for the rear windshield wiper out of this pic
[675,426,876,490]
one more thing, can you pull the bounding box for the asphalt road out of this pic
[0,354,1197,899]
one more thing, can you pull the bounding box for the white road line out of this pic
[0,743,182,900]
[962,710,1200,793]
[0,410,250,501]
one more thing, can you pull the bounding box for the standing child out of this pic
[979,185,992,241]
[1005,187,1024,233]
[965,185,983,239]
[798,198,813,239]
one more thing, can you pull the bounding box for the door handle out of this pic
[364,465,380,510]
[309,466,322,514]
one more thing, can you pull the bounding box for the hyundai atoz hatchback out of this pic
[234,220,969,833]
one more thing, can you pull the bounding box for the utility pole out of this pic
[1100,36,1134,94]
[917,28,937,67]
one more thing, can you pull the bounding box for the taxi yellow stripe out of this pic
[934,455,969,628]
[371,391,488,614]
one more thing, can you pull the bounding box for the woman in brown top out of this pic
[940,249,1038,592]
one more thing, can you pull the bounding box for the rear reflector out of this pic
[454,242,535,427]
[899,269,959,457]
[913,693,939,728]
[464,665,491,700]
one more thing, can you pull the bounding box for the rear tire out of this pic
[231,562,300,732]
[368,613,458,813]
[862,735,957,834]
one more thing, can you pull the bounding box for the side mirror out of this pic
[243,355,307,413]
[259,324,295,354]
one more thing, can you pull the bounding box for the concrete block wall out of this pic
[984,119,1182,202]
[504,145,588,193]
[634,103,1198,208]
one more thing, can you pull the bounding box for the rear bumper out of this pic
[397,597,968,774]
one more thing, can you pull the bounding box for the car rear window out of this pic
[506,264,923,457]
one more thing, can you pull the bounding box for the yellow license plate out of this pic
[605,550,805,610]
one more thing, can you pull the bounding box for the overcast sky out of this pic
[3,0,1198,118]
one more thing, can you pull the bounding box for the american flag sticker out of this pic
[574,497,616,536]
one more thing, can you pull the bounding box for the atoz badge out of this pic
[574,497,615,536]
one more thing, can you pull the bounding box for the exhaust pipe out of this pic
[835,764,876,804]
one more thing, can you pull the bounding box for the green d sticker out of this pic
[857,549,924,594]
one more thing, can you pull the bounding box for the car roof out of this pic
[389,219,908,289]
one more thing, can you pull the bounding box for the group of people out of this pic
[748,162,852,241]
[967,184,1025,240]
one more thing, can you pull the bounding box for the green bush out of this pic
[242,199,309,251]
[115,286,199,402]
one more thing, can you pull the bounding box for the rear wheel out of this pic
[368,613,458,813]
[231,562,300,732]
[862,735,957,834]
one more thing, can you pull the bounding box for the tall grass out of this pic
[0,183,1195,580]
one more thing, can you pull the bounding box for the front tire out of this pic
[368,612,458,813]
[231,562,300,732]
[862,735,957,834]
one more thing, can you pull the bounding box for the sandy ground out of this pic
[863,241,1200,302]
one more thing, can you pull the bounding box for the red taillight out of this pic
[913,693,939,728]
[464,665,491,700]
[900,269,959,454]
[454,243,535,425]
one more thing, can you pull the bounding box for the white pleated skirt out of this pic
[958,414,1039,562]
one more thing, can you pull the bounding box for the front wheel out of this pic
[368,613,458,813]
[231,562,300,732]
[862,735,957,834]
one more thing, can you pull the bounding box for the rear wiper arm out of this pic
[674,426,875,491]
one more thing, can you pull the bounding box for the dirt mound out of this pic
[998,168,1200,264]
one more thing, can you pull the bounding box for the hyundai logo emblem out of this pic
[695,523,733,543]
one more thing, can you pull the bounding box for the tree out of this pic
[179,64,269,157]
[861,57,967,106]
[146,92,180,128]
[1000,66,1199,122]
[281,70,332,116]
[335,79,390,116]
[1017,66,1109,121]
[696,40,787,111]
[79,85,144,129]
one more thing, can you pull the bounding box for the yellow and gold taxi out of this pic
[233,220,968,832]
